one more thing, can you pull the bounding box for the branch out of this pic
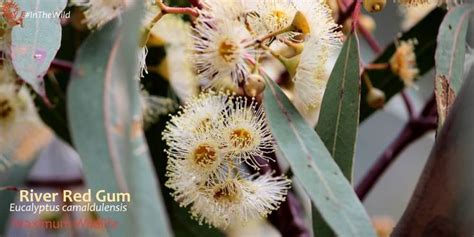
[156,1,199,17]
[187,0,203,9]
[355,95,437,200]
[51,58,73,72]
[357,24,383,53]
[401,91,415,120]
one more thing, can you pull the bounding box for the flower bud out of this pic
[363,0,386,13]
[366,88,386,109]
[290,11,311,34]
[244,74,266,97]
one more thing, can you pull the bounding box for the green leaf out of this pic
[360,8,446,121]
[393,72,474,237]
[67,3,172,237]
[11,0,67,97]
[312,34,361,237]
[434,5,474,129]
[435,5,473,92]
[0,161,35,234]
[263,77,376,237]
[316,34,360,181]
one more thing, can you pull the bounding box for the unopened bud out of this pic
[363,0,386,13]
[367,88,386,109]
[290,11,311,35]
[244,74,266,97]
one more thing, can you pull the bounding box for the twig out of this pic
[355,95,437,200]
[337,0,358,25]
[401,91,415,120]
[51,58,73,72]
[156,0,199,17]
[358,24,383,53]
[187,0,203,9]
[350,0,362,32]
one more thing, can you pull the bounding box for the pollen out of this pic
[218,39,239,63]
[212,181,242,204]
[196,117,212,131]
[193,144,218,167]
[269,10,290,29]
[390,39,419,87]
[230,128,253,149]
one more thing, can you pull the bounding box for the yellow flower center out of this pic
[193,144,218,167]
[213,181,241,204]
[270,10,290,29]
[218,39,239,63]
[230,128,253,149]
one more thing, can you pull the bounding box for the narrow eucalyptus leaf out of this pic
[313,34,361,237]
[67,3,172,237]
[263,77,375,237]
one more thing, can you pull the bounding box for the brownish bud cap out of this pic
[244,74,266,97]
[363,0,386,13]
[367,88,386,109]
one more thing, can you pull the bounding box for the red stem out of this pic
[51,59,73,71]
[187,0,203,9]
[355,95,437,200]
[401,91,415,120]
[358,24,383,54]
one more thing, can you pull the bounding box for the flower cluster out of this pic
[162,91,291,228]
[192,0,341,110]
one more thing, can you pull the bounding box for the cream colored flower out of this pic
[199,0,248,23]
[192,18,258,88]
[0,84,38,158]
[151,15,199,102]
[222,96,275,169]
[163,91,291,229]
[292,0,341,110]
[190,174,291,228]
[71,0,125,29]
[390,39,419,87]
[162,91,229,145]
[248,0,299,39]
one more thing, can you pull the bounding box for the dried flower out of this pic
[389,39,419,87]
